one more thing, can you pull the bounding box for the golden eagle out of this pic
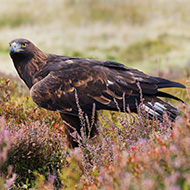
[9,38,185,147]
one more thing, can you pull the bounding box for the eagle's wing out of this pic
[30,58,185,116]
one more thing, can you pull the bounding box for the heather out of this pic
[0,77,189,189]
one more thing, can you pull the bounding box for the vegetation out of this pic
[120,37,175,63]
[0,0,190,189]
[1,0,190,75]
[0,76,189,189]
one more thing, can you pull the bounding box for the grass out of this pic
[120,37,175,63]
[0,12,34,29]
[1,0,190,76]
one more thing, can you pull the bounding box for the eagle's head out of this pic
[9,38,37,60]
[9,38,47,88]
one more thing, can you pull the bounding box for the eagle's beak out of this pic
[9,42,23,55]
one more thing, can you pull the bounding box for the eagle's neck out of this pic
[13,48,48,89]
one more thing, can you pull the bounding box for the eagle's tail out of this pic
[142,95,183,121]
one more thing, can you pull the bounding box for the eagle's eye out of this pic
[21,43,26,48]
[9,44,11,47]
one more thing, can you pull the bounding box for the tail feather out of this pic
[142,96,180,122]
[156,91,185,104]
[142,77,186,121]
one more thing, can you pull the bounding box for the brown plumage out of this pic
[9,38,185,148]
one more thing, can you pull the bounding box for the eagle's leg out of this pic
[60,112,99,148]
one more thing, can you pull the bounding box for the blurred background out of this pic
[1,0,190,80]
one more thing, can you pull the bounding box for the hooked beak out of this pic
[9,42,23,55]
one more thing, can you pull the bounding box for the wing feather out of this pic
[30,57,184,116]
